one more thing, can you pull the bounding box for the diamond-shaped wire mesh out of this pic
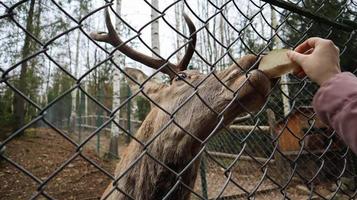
[0,0,357,199]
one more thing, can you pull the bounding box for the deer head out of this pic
[91,9,271,200]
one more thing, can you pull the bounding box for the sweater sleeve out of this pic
[313,72,357,154]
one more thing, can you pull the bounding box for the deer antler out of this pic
[178,13,196,71]
[90,8,197,80]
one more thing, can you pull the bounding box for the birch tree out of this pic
[70,1,91,131]
[109,0,124,158]
[70,19,81,131]
[12,0,41,133]
[271,5,290,116]
[151,0,160,59]
[174,2,183,63]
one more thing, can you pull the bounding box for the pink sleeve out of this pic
[313,72,357,154]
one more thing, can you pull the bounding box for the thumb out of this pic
[287,50,307,66]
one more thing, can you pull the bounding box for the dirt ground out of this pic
[194,159,310,199]
[193,157,352,200]
[0,128,349,200]
[0,128,116,200]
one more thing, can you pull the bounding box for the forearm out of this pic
[313,72,357,154]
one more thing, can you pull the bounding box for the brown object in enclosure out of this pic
[259,49,301,78]
[273,106,343,152]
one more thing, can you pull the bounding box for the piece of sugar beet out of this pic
[259,49,301,78]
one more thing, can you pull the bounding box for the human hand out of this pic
[287,37,341,85]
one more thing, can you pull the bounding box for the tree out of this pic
[47,68,74,127]
[174,2,183,63]
[12,0,43,133]
[283,0,357,70]
[281,0,357,111]
[108,0,124,158]
[151,0,160,57]
[0,87,15,135]
[135,96,151,121]
[271,5,291,117]
[70,1,92,131]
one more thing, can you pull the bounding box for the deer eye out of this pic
[174,72,187,81]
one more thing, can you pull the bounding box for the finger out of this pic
[293,67,306,78]
[304,48,314,55]
[334,45,340,53]
[295,37,321,53]
[295,70,306,78]
[286,50,307,65]
[292,66,303,74]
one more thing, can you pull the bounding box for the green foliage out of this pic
[283,0,357,71]
[46,69,74,124]
[119,80,130,119]
[279,0,357,110]
[24,60,44,121]
[0,88,15,131]
[241,25,267,55]
[207,129,274,157]
[135,96,151,121]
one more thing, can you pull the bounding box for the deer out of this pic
[91,9,272,200]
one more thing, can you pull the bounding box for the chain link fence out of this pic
[1,0,357,199]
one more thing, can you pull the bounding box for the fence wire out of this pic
[0,0,357,199]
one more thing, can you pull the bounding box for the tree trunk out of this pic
[109,0,124,159]
[271,5,290,116]
[13,0,36,133]
[85,35,91,124]
[70,7,83,132]
[151,0,160,58]
[204,1,213,68]
[175,3,181,63]
[219,8,225,70]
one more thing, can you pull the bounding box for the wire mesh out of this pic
[0,0,357,199]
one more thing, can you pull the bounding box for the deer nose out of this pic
[236,69,272,112]
[225,69,240,82]
[237,54,259,72]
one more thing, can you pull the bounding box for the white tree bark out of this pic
[84,35,91,122]
[271,6,290,116]
[219,6,225,70]
[109,0,124,158]
[175,2,182,63]
[151,0,160,57]
[111,0,123,137]
[70,21,81,131]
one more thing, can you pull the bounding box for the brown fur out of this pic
[101,55,271,200]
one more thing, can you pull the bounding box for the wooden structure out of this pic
[267,107,345,184]
[273,106,342,153]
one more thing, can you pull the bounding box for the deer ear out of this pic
[125,67,149,84]
[124,68,164,99]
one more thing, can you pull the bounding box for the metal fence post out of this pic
[200,155,208,199]
[126,84,131,143]
[96,82,104,154]
[78,91,85,143]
